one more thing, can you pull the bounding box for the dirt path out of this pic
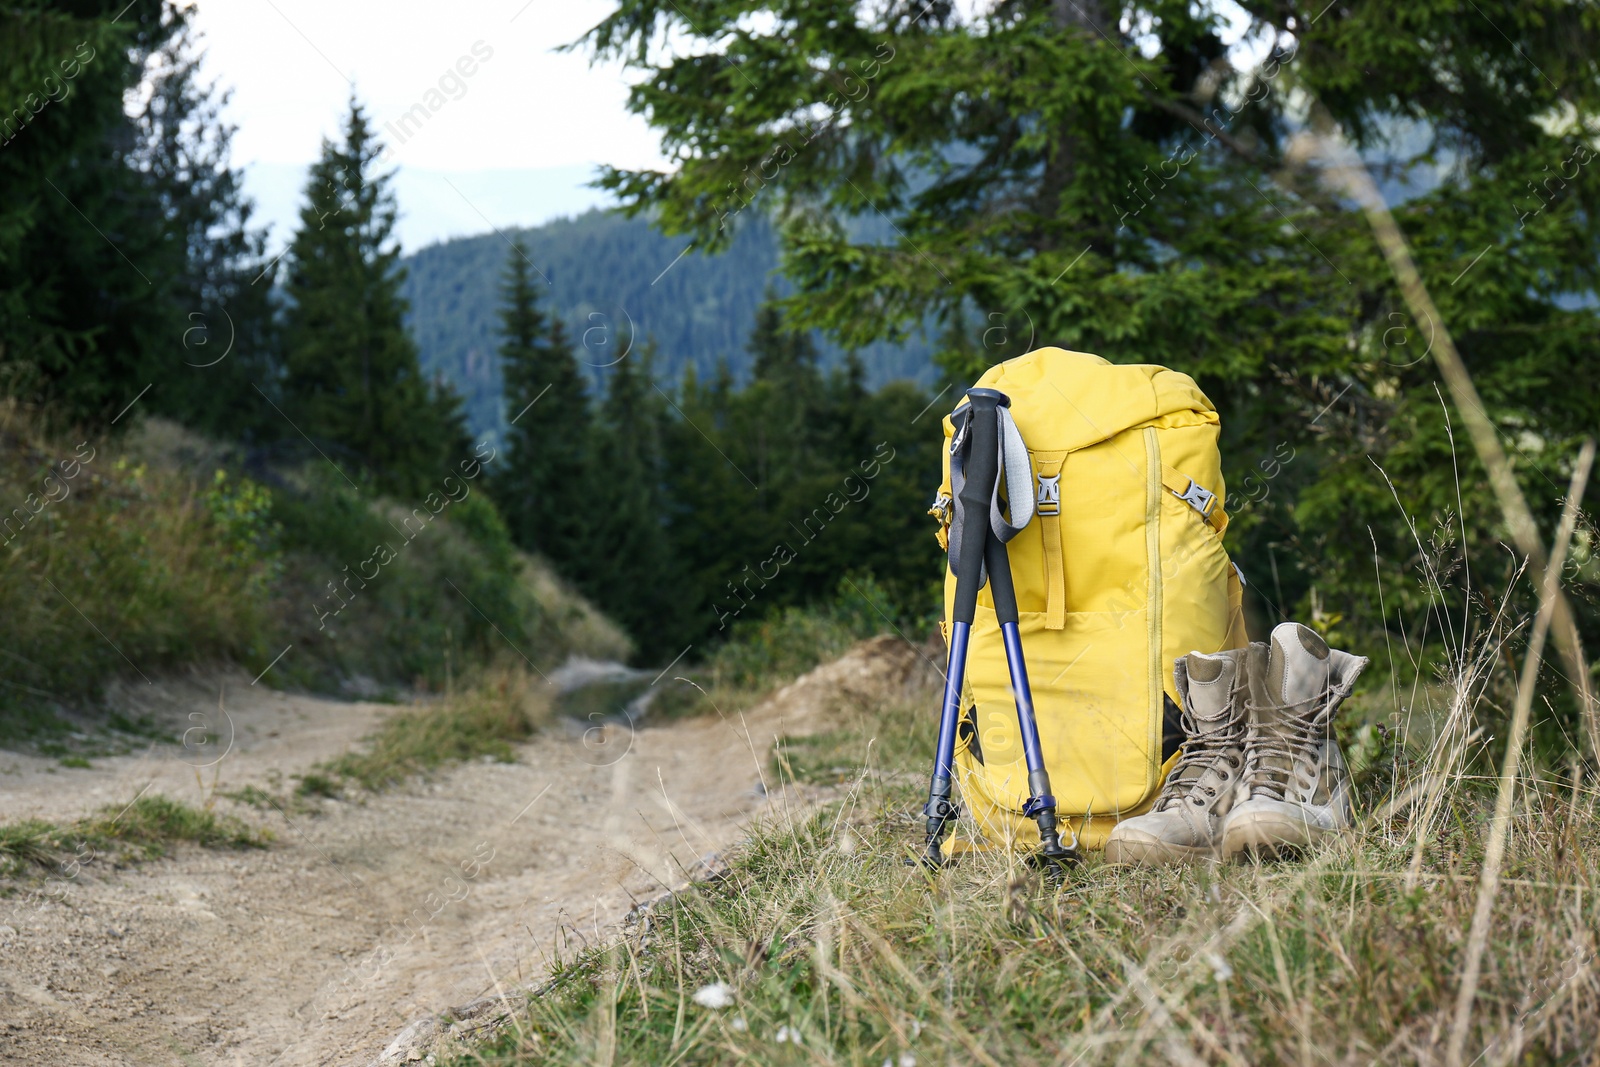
[0,638,935,1066]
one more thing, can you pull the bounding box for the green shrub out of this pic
[0,412,630,736]
[0,405,278,726]
[268,461,630,693]
[704,574,914,690]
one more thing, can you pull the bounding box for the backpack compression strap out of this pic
[1158,463,1229,536]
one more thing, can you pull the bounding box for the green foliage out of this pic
[266,456,630,693]
[0,409,628,734]
[279,98,469,496]
[0,2,275,433]
[0,0,166,421]
[494,243,594,573]
[0,410,276,718]
[704,575,911,690]
[577,342,684,661]
[202,469,282,595]
[658,313,940,660]
[131,15,280,440]
[576,0,1600,739]
[531,300,940,665]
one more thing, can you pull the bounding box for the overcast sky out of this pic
[184,1,1270,252]
[186,0,665,250]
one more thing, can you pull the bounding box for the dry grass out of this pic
[0,794,269,879]
[457,685,1597,1067]
[0,401,275,717]
[443,539,1600,1067]
[310,666,554,794]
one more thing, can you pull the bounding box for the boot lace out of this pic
[1155,683,1247,811]
[1242,691,1339,801]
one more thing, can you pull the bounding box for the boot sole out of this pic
[1220,809,1331,861]
[1103,836,1219,866]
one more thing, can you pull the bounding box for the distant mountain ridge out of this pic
[399,210,934,442]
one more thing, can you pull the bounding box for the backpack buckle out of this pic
[1036,474,1060,516]
[1175,478,1217,518]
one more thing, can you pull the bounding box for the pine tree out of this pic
[584,0,1600,692]
[739,300,825,511]
[0,0,176,423]
[131,13,277,441]
[495,241,592,571]
[585,342,681,661]
[280,98,464,495]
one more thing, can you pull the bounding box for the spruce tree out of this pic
[280,98,464,495]
[583,0,1600,693]
[586,342,680,661]
[0,0,175,423]
[745,303,818,505]
[495,241,592,571]
[131,14,277,441]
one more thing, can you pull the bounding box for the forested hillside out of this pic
[400,210,934,442]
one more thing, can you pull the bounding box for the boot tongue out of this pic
[1182,651,1237,728]
[1247,624,1335,798]
[1156,651,1244,810]
[1269,622,1331,707]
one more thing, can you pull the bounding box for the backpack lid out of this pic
[944,347,1216,453]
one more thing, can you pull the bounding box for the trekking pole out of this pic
[918,389,1003,868]
[984,521,1079,872]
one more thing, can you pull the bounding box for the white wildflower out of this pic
[692,981,736,1009]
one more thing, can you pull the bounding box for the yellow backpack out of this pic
[929,347,1249,853]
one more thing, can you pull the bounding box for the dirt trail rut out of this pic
[0,638,935,1066]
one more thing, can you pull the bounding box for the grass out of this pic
[80,794,268,855]
[455,661,1599,1066]
[0,404,277,736]
[306,667,552,795]
[699,574,916,692]
[0,794,269,878]
[219,784,281,809]
[0,820,60,876]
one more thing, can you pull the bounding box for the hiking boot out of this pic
[1103,646,1257,865]
[1221,622,1369,860]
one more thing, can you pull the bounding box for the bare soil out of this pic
[0,637,936,1066]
